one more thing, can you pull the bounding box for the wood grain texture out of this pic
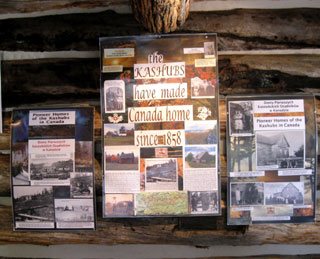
[2,56,320,109]
[0,198,319,246]
[0,0,130,15]
[132,0,190,33]
[0,9,320,51]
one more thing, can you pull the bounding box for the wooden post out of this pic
[132,0,190,33]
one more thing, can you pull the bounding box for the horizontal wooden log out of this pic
[0,198,319,246]
[1,9,320,51]
[2,55,320,109]
[0,0,129,15]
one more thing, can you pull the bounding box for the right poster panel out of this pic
[227,94,317,225]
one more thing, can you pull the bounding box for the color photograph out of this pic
[185,120,217,145]
[184,145,216,169]
[105,146,139,171]
[104,123,134,146]
[135,191,188,216]
[105,194,134,216]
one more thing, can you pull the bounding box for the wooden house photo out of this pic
[256,130,304,169]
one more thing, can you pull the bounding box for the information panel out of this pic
[226,95,317,225]
[100,34,221,217]
[11,107,96,230]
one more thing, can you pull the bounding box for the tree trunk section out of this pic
[132,0,190,33]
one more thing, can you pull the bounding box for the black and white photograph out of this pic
[13,186,54,224]
[146,158,177,183]
[104,80,125,113]
[190,77,215,98]
[105,194,134,216]
[256,130,305,169]
[229,101,254,136]
[30,158,73,183]
[189,191,218,214]
[265,182,304,205]
[55,199,94,222]
[230,182,264,206]
[11,142,29,185]
[53,186,70,199]
[185,120,217,145]
[105,146,139,171]
[229,136,256,172]
[70,172,93,198]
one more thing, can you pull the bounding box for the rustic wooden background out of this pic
[0,0,320,251]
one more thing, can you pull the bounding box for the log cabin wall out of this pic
[0,1,320,258]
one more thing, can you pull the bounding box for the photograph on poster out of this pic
[146,158,177,183]
[189,191,218,214]
[256,130,305,169]
[104,80,125,113]
[13,186,54,223]
[70,172,93,198]
[229,101,254,136]
[75,141,93,172]
[155,148,168,158]
[184,145,216,169]
[229,136,256,172]
[105,194,134,216]
[135,191,188,216]
[185,120,217,145]
[30,158,73,182]
[265,182,304,205]
[191,77,215,98]
[105,146,139,171]
[55,199,94,222]
[53,186,70,199]
[104,123,134,146]
[230,182,264,206]
[140,146,182,159]
[11,142,29,185]
[204,42,215,57]
[251,205,293,218]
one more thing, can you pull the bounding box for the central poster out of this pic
[100,34,220,217]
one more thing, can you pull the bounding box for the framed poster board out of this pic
[226,94,317,225]
[10,107,96,230]
[100,34,221,217]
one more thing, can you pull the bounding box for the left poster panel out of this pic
[11,108,96,230]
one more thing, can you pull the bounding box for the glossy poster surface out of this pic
[100,34,221,217]
[227,95,317,225]
[11,107,96,230]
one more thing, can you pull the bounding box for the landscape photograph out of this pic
[184,145,216,169]
[105,146,139,171]
[185,120,217,145]
[30,158,73,182]
[104,123,134,146]
[105,194,134,216]
[75,141,93,171]
[13,186,54,223]
[55,199,94,222]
